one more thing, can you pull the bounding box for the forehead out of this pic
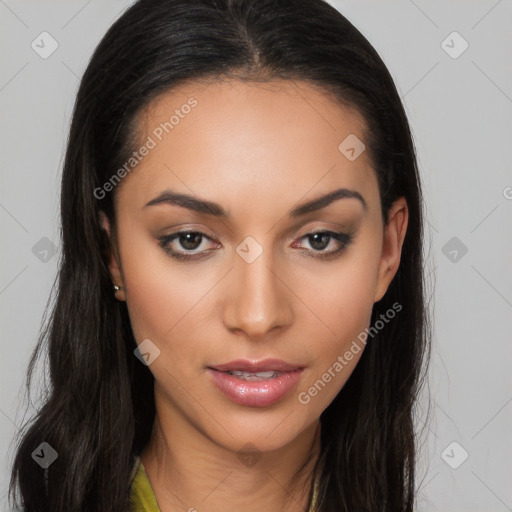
[115,78,378,215]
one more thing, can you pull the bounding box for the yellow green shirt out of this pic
[129,457,162,512]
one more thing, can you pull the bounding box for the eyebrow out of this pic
[143,187,367,217]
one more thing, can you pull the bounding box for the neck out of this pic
[140,401,321,512]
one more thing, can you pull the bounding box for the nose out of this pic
[222,246,293,340]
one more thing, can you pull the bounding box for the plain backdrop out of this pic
[1,1,511,511]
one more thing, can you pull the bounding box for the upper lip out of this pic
[209,359,304,372]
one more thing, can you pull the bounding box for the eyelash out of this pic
[157,229,353,261]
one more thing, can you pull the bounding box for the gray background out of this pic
[1,1,511,511]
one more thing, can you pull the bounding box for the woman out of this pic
[9,0,431,510]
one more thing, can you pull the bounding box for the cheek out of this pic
[302,270,373,377]
[297,251,379,341]
[292,250,379,407]
[307,269,374,327]
[118,237,210,343]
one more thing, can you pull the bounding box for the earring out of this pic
[113,284,125,301]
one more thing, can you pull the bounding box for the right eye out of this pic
[157,230,220,261]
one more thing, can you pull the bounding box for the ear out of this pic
[99,211,126,301]
[374,197,409,303]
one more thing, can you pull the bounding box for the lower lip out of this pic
[207,368,304,407]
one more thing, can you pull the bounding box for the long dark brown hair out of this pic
[9,0,431,510]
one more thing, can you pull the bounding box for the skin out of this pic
[101,78,408,512]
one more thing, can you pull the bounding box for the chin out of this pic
[200,408,314,454]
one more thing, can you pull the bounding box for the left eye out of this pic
[292,231,353,259]
[158,230,353,261]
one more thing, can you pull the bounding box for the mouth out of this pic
[206,359,305,407]
[221,370,283,381]
[208,358,304,373]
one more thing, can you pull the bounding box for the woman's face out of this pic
[102,79,407,453]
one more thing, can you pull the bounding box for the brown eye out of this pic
[293,231,353,260]
[176,232,203,250]
[158,231,218,261]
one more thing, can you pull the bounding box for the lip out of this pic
[206,359,305,407]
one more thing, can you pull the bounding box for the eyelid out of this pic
[290,220,352,238]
